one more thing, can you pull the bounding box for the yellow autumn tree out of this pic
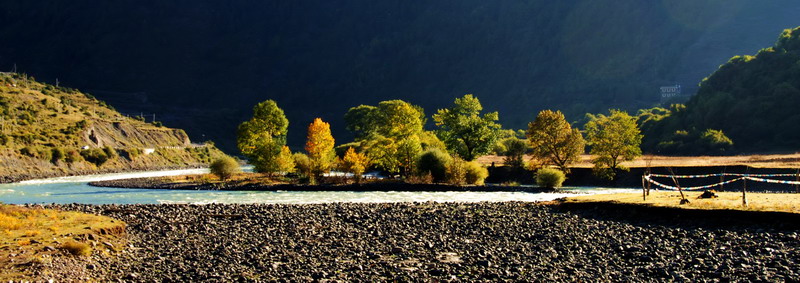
[341,147,369,182]
[305,118,336,182]
[275,146,295,174]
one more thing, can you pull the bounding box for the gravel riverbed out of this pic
[52,202,800,281]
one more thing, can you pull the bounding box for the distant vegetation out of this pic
[640,26,800,154]
[235,24,800,185]
[0,73,228,181]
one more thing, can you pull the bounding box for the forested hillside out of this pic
[0,72,226,182]
[640,26,800,153]
[1,0,797,151]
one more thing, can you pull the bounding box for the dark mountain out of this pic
[1,1,798,153]
[641,26,800,153]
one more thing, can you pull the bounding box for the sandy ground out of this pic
[477,153,800,169]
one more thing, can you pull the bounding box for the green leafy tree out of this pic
[526,110,585,172]
[237,100,289,174]
[499,137,527,168]
[584,110,642,179]
[433,94,501,161]
[275,146,296,174]
[345,100,427,176]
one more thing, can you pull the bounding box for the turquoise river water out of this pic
[0,169,635,204]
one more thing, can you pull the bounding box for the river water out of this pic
[0,169,635,204]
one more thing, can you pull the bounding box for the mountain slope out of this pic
[0,72,227,182]
[0,1,798,151]
[641,26,800,153]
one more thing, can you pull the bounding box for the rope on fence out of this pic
[644,174,800,191]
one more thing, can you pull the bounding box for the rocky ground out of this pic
[47,202,800,281]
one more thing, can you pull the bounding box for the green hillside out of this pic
[0,72,227,182]
[640,26,800,154]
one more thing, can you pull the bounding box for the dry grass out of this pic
[477,153,800,169]
[61,241,92,256]
[564,191,800,214]
[0,204,126,281]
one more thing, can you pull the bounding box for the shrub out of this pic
[209,156,240,181]
[20,146,52,161]
[464,161,489,185]
[445,157,468,185]
[0,134,8,146]
[51,147,65,163]
[121,148,143,160]
[536,168,566,189]
[293,153,313,178]
[80,148,110,166]
[415,148,452,182]
[19,146,35,157]
[65,149,83,163]
[61,241,92,256]
[103,146,118,159]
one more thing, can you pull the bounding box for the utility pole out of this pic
[55,78,59,87]
[152,113,156,123]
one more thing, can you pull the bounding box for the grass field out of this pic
[0,205,126,280]
[564,191,800,214]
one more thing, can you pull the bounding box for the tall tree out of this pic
[584,110,642,179]
[305,118,336,181]
[433,94,501,161]
[527,110,585,172]
[345,100,428,176]
[236,100,288,173]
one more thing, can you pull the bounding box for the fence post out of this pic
[742,169,749,207]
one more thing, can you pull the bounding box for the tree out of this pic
[345,100,427,176]
[210,156,240,181]
[305,118,336,181]
[237,100,289,173]
[341,147,369,181]
[584,110,642,179]
[499,137,528,168]
[526,110,585,172]
[275,145,295,174]
[433,94,501,161]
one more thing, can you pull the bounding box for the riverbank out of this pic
[0,164,207,184]
[88,176,555,193]
[40,202,800,281]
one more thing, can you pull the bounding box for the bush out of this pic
[20,146,52,161]
[464,161,489,185]
[415,148,452,182]
[51,147,65,163]
[536,168,566,189]
[209,156,240,181]
[80,148,110,166]
[65,149,83,163]
[60,241,92,256]
[120,148,142,160]
[445,157,468,185]
[103,146,118,159]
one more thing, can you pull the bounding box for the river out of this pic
[0,169,636,204]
